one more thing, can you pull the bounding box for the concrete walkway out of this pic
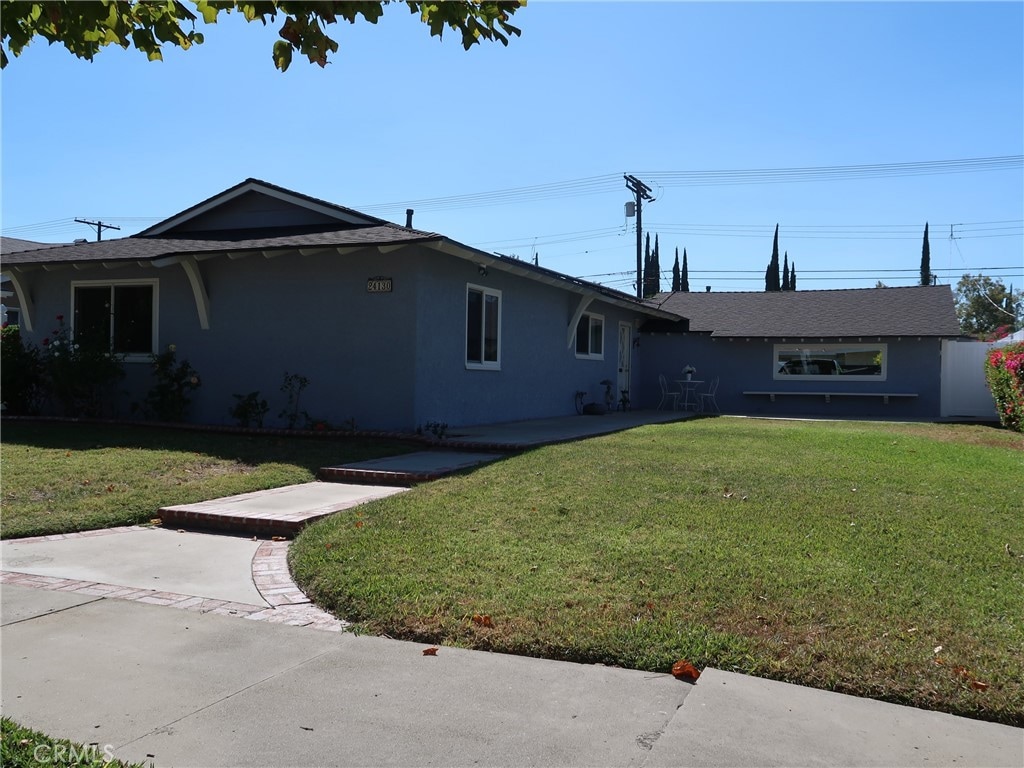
[2,582,1020,767]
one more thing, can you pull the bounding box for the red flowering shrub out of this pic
[985,341,1024,432]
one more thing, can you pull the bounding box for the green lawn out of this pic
[0,717,148,768]
[0,422,415,539]
[290,418,1024,725]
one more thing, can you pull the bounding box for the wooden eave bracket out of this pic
[2,270,35,331]
[567,295,594,348]
[179,256,211,330]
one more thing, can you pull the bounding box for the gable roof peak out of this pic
[135,178,400,238]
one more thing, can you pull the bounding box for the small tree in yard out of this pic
[985,342,1024,432]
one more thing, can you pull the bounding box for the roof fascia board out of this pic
[431,238,680,321]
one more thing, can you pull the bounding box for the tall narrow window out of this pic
[466,284,501,369]
[72,281,157,357]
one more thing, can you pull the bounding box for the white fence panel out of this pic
[940,339,997,420]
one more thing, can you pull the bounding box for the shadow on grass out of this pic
[0,419,421,475]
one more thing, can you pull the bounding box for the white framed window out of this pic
[466,284,501,370]
[71,279,158,360]
[575,312,604,359]
[774,343,886,381]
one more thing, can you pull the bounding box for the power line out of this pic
[351,155,1022,215]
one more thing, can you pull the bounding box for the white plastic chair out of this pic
[697,377,720,414]
[658,374,681,410]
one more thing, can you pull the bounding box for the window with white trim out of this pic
[72,280,158,358]
[575,312,604,359]
[774,343,886,381]
[466,284,501,369]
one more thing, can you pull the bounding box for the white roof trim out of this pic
[140,180,378,236]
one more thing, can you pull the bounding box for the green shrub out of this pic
[985,341,1024,432]
[0,325,45,414]
[144,344,201,421]
[41,315,125,417]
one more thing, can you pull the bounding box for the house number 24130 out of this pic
[366,277,393,293]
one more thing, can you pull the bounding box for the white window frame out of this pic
[574,312,605,360]
[465,283,501,370]
[70,278,159,362]
[773,342,887,381]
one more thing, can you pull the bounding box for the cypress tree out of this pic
[920,222,931,286]
[769,224,781,291]
[782,252,790,290]
[672,248,681,292]
[643,233,652,298]
[681,248,690,292]
[652,234,661,295]
[790,262,797,291]
[765,263,772,292]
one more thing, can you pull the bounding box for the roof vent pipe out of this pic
[706,286,711,293]
[406,209,414,228]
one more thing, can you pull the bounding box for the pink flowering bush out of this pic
[985,341,1024,432]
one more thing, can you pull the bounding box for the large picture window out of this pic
[466,284,501,369]
[575,312,604,359]
[774,343,886,381]
[72,280,157,357]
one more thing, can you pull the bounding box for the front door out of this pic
[617,322,632,409]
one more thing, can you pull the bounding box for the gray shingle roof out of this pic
[0,226,439,266]
[650,286,961,337]
[1,237,67,254]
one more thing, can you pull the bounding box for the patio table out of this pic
[676,379,704,411]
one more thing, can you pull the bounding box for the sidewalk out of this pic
[2,582,1020,768]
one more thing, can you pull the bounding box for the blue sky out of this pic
[2,1,1022,293]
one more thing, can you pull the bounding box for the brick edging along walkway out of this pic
[1,526,346,632]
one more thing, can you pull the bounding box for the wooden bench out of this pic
[743,391,918,405]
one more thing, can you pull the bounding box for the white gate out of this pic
[940,339,997,420]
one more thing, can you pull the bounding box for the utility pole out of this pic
[75,218,121,242]
[624,174,654,299]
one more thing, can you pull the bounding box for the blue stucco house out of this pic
[639,286,962,419]
[1,180,963,428]
[1,179,679,430]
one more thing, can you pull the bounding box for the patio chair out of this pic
[697,377,720,414]
[657,374,681,411]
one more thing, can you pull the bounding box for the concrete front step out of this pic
[318,450,506,487]
[158,482,408,537]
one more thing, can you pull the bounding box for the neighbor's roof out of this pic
[1,237,65,254]
[650,285,961,337]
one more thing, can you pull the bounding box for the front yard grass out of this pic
[0,421,414,539]
[290,418,1024,726]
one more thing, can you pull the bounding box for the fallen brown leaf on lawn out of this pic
[970,680,990,691]
[472,614,494,628]
[271,535,287,541]
[354,520,364,529]
[105,484,115,492]
[671,659,701,683]
[82,480,91,486]
[422,646,439,656]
